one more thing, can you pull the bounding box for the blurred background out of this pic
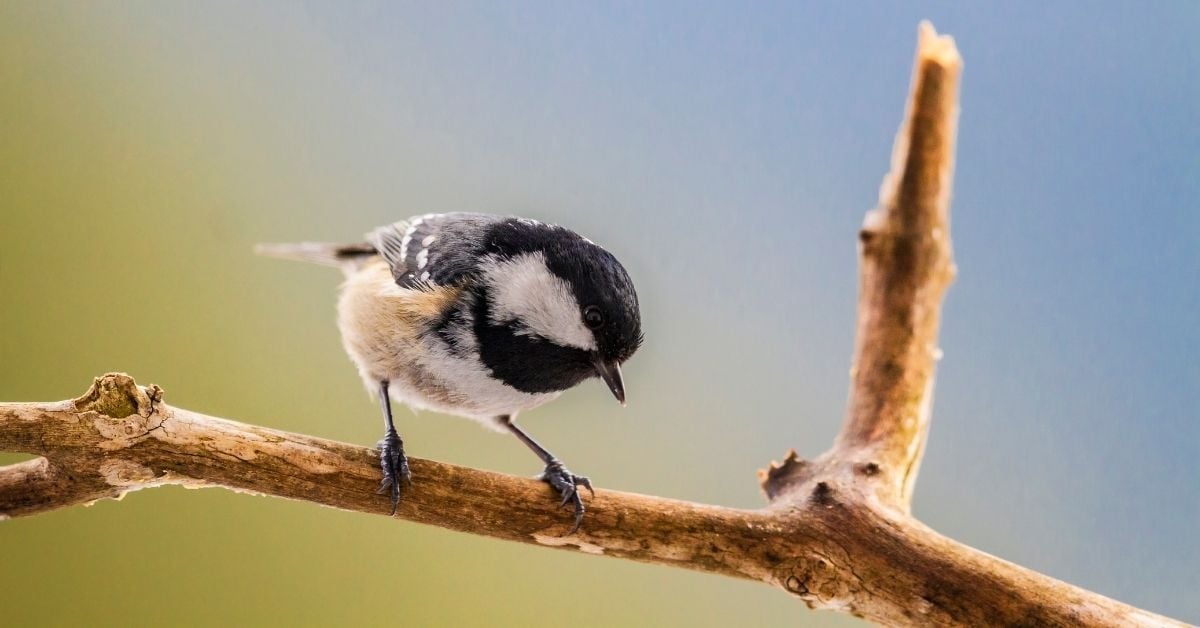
[2,2,1197,626]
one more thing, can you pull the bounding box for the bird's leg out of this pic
[376,380,410,515]
[499,415,593,534]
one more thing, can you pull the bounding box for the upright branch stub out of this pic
[838,22,960,510]
[762,23,961,509]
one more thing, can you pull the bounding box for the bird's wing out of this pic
[367,212,505,290]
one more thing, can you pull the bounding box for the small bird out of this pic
[257,213,642,531]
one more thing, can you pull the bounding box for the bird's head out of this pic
[472,219,642,403]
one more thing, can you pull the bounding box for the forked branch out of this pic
[0,22,1184,627]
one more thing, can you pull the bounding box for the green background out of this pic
[2,2,1196,626]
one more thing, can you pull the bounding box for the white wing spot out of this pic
[420,271,431,282]
[401,216,431,260]
[416,249,429,269]
[404,219,424,251]
[422,235,436,246]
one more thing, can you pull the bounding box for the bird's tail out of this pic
[254,241,378,270]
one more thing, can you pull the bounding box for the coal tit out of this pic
[257,213,642,530]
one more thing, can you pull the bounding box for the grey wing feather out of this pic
[366,222,409,272]
[254,241,377,271]
[366,212,503,289]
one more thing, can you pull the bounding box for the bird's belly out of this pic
[336,270,561,425]
[386,350,561,428]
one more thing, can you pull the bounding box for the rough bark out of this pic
[0,22,1186,627]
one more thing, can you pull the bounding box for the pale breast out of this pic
[337,261,559,427]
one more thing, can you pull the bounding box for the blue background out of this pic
[2,2,1196,625]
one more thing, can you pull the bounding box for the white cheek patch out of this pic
[481,252,597,351]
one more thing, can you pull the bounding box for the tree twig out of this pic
[838,22,959,510]
[0,456,113,517]
[0,22,1185,627]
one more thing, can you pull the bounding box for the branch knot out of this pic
[782,552,860,611]
[758,449,812,501]
[74,373,163,419]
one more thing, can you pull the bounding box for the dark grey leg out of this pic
[377,380,410,515]
[500,415,593,534]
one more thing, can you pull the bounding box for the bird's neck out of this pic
[468,286,594,395]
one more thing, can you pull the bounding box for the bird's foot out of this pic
[539,460,594,534]
[376,429,411,515]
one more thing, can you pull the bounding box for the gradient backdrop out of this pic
[2,2,1197,626]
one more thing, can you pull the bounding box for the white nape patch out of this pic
[480,252,596,351]
[416,249,429,269]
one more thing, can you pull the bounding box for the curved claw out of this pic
[377,430,411,515]
[540,460,592,534]
[576,475,594,498]
[566,502,585,536]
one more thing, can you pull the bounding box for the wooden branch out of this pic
[0,22,1186,627]
[0,457,117,517]
[0,374,1181,626]
[840,22,959,510]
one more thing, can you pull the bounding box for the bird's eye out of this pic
[583,305,605,330]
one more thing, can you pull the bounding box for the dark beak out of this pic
[592,356,626,406]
